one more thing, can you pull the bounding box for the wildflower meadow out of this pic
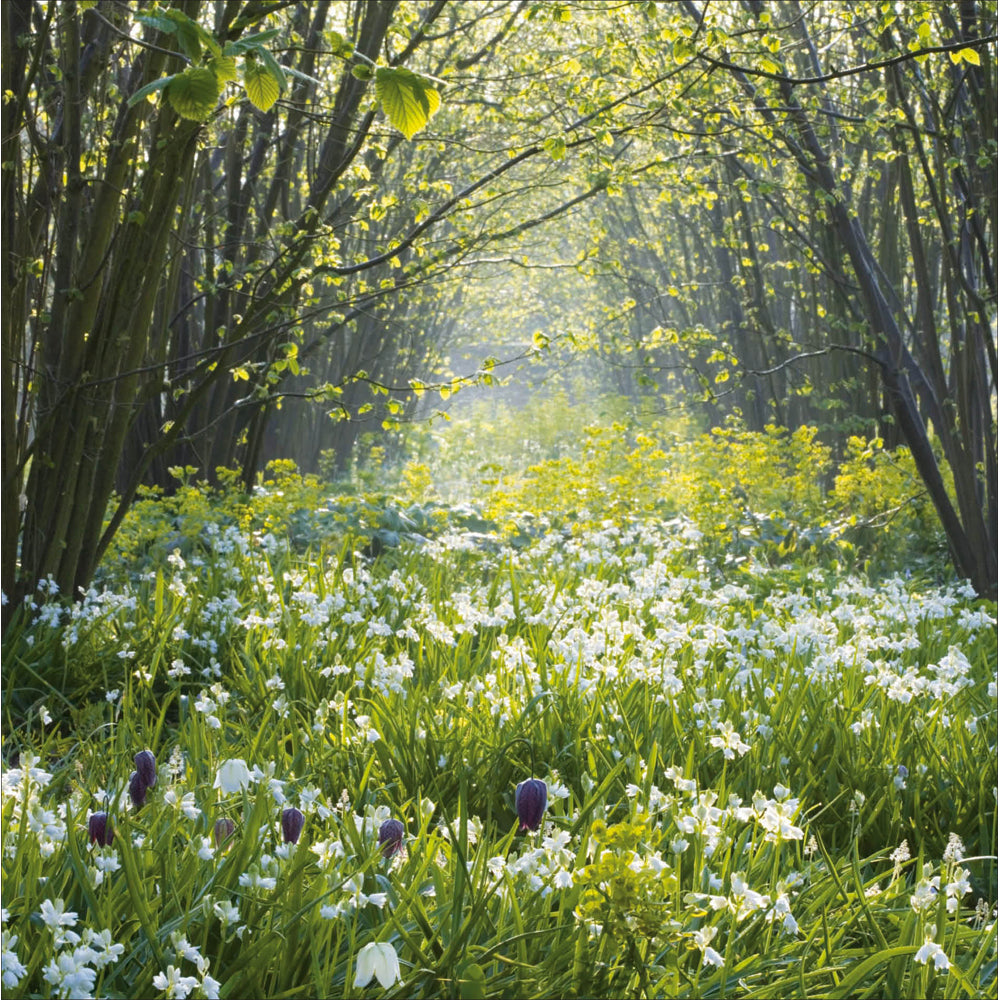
[2,416,996,999]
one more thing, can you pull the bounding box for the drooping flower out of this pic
[134,750,157,789]
[88,812,114,847]
[378,818,405,858]
[515,778,547,831]
[281,807,304,844]
[213,817,235,848]
[128,770,148,810]
[353,941,402,989]
[213,759,251,795]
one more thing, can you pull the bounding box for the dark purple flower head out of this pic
[128,770,147,810]
[88,811,114,847]
[515,778,547,832]
[281,806,305,844]
[378,818,405,858]
[214,817,236,848]
[134,750,157,789]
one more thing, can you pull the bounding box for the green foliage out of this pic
[375,68,441,140]
[166,67,222,121]
[398,399,943,575]
[3,456,995,997]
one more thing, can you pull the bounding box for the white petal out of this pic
[353,943,376,988]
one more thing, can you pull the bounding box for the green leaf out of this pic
[210,55,238,83]
[135,13,178,35]
[283,64,323,87]
[375,67,440,140]
[166,67,220,120]
[127,75,176,108]
[223,30,283,57]
[543,135,566,161]
[259,48,288,92]
[327,30,350,57]
[243,59,280,112]
[165,9,202,61]
[952,47,981,65]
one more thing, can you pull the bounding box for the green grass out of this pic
[2,438,996,999]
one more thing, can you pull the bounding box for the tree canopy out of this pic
[2,0,996,608]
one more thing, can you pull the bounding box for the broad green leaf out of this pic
[243,59,280,112]
[127,75,175,108]
[135,13,178,35]
[210,55,238,84]
[327,30,352,57]
[259,48,288,91]
[375,67,440,140]
[951,47,981,65]
[759,57,781,74]
[165,9,202,61]
[166,67,220,121]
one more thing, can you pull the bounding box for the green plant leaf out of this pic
[166,67,221,120]
[544,136,566,161]
[127,75,176,108]
[243,59,280,112]
[223,30,283,57]
[375,67,440,140]
[135,13,178,35]
[259,48,288,92]
[165,9,202,61]
[210,55,238,84]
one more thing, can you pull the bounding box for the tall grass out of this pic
[2,431,996,999]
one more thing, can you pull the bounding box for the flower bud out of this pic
[134,750,157,789]
[515,778,547,831]
[213,817,235,848]
[88,811,114,847]
[281,806,304,844]
[128,770,147,810]
[378,818,405,858]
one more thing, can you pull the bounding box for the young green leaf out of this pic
[127,75,176,108]
[243,59,281,112]
[164,9,203,61]
[166,67,221,121]
[375,67,440,140]
[210,55,238,84]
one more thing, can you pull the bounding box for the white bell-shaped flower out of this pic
[353,941,402,989]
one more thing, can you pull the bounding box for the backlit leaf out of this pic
[243,59,280,112]
[166,67,220,121]
[375,67,440,140]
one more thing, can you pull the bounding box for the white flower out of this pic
[213,759,251,795]
[153,964,200,998]
[43,952,97,999]
[2,930,27,987]
[39,898,77,930]
[709,720,751,759]
[914,929,950,972]
[353,941,402,989]
[692,925,724,967]
[703,946,724,968]
[213,900,240,925]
